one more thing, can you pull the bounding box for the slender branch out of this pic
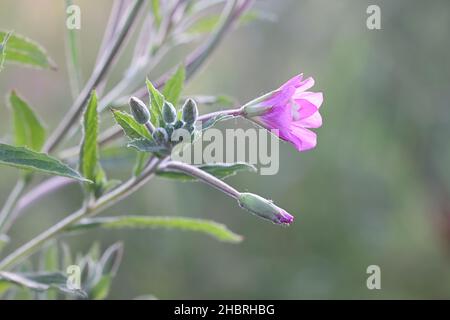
[130,0,241,101]
[0,179,26,232]
[0,157,163,271]
[163,161,240,199]
[43,0,144,154]
[5,107,244,228]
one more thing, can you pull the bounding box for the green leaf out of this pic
[65,0,82,97]
[0,31,12,72]
[187,15,222,35]
[79,91,103,193]
[68,216,243,243]
[186,11,271,36]
[90,275,111,300]
[0,271,87,298]
[157,162,256,181]
[0,143,90,182]
[0,30,56,70]
[151,0,162,27]
[146,78,165,127]
[99,242,123,277]
[9,90,46,151]
[127,138,167,154]
[162,65,185,106]
[111,109,151,140]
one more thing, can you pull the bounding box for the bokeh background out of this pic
[1,0,450,299]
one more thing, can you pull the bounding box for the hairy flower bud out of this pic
[162,101,177,124]
[238,193,294,225]
[129,96,150,124]
[181,98,198,126]
[152,127,168,145]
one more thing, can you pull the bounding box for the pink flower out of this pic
[242,74,323,152]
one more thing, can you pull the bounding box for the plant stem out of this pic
[0,157,163,271]
[0,179,27,233]
[5,107,244,227]
[43,0,144,154]
[163,161,240,199]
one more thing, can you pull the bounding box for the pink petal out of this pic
[289,127,317,151]
[280,74,304,89]
[295,99,318,120]
[296,77,315,92]
[263,85,296,107]
[294,91,323,108]
[297,111,322,128]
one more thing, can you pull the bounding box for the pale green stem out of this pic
[0,179,27,233]
[163,161,240,199]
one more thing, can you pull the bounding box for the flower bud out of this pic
[238,193,294,225]
[152,127,168,145]
[129,96,150,124]
[162,101,177,124]
[181,98,198,126]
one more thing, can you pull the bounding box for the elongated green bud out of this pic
[129,96,150,124]
[238,193,294,225]
[162,101,177,124]
[181,98,198,126]
[152,127,168,145]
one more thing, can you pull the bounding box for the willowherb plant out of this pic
[0,0,323,299]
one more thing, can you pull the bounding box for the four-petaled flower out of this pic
[242,74,323,152]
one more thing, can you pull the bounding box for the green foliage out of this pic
[151,0,161,27]
[0,143,90,182]
[9,90,46,151]
[0,30,56,70]
[69,216,243,243]
[146,78,165,127]
[0,271,86,298]
[162,65,185,106]
[111,109,152,140]
[157,162,256,181]
[127,138,167,154]
[65,0,82,97]
[79,91,105,195]
[186,11,268,35]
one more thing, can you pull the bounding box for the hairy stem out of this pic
[0,157,163,271]
[163,161,240,199]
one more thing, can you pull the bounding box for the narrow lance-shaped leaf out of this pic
[0,143,90,182]
[162,65,185,106]
[0,30,57,70]
[68,216,243,243]
[146,78,165,127]
[111,109,151,140]
[151,0,162,27]
[0,271,87,298]
[157,162,257,181]
[9,90,46,151]
[65,0,82,97]
[79,91,104,192]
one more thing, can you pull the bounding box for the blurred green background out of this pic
[1,0,450,299]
